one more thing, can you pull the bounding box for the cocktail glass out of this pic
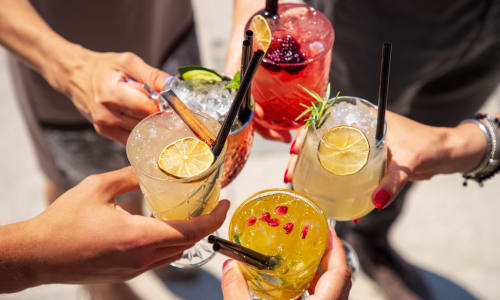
[126,110,226,268]
[229,189,329,299]
[248,3,334,130]
[292,96,387,221]
[164,75,254,188]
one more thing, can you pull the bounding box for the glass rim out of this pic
[164,74,254,136]
[229,188,329,276]
[311,96,388,146]
[259,3,334,67]
[126,110,227,183]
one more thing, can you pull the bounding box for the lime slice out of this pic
[249,15,272,53]
[158,137,214,178]
[317,126,370,176]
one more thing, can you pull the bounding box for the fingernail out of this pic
[222,260,236,275]
[353,218,361,224]
[373,189,390,210]
[289,139,297,154]
[164,75,174,84]
[284,168,290,183]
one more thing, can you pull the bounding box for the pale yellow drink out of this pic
[229,189,328,300]
[293,97,386,221]
[126,110,226,268]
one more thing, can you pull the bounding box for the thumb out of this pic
[120,53,170,92]
[221,260,252,300]
[372,160,409,210]
[97,167,140,202]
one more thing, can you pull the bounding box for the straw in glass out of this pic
[237,37,252,123]
[208,235,281,270]
[376,42,392,142]
[212,50,264,157]
[264,0,278,19]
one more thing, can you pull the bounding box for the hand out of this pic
[221,228,352,300]
[57,49,168,144]
[25,167,230,287]
[253,102,292,143]
[285,112,488,210]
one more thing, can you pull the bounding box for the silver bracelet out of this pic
[461,114,500,186]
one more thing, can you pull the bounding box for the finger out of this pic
[163,199,230,245]
[114,84,159,119]
[221,260,252,300]
[149,245,193,265]
[253,120,292,143]
[96,167,140,201]
[313,229,352,300]
[95,124,130,144]
[284,154,297,184]
[108,108,142,131]
[372,161,410,210]
[139,200,230,247]
[119,53,170,92]
[290,126,307,155]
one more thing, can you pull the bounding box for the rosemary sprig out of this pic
[295,83,340,129]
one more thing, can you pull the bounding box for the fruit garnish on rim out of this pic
[248,15,272,53]
[157,137,214,178]
[297,85,370,175]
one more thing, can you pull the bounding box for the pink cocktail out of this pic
[249,3,334,130]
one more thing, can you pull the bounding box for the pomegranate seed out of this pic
[259,212,271,222]
[247,216,257,226]
[275,206,288,215]
[283,222,294,234]
[268,218,280,227]
[302,225,309,239]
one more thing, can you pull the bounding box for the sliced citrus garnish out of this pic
[317,126,370,176]
[158,137,214,178]
[249,15,272,52]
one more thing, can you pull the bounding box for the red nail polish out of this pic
[373,189,390,210]
[353,218,360,224]
[284,168,290,183]
[289,139,297,154]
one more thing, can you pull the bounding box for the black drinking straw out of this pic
[237,38,252,123]
[208,235,279,270]
[212,50,264,157]
[376,42,392,142]
[264,0,279,19]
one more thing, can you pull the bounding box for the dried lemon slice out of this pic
[318,126,369,176]
[249,15,272,52]
[158,137,214,178]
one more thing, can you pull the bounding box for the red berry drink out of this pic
[249,3,334,130]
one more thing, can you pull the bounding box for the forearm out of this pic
[0,0,90,94]
[0,220,41,293]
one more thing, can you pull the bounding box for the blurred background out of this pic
[1,0,499,299]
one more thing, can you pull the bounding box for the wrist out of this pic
[0,220,43,293]
[442,123,488,174]
[40,40,95,97]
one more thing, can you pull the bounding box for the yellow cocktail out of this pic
[229,189,328,300]
[126,110,226,268]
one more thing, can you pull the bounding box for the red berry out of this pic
[262,34,306,74]
[283,222,294,234]
[268,218,280,227]
[275,206,288,215]
[247,216,257,226]
[302,225,309,239]
[259,212,271,222]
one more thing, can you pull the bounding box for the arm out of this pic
[0,0,167,144]
[0,167,230,293]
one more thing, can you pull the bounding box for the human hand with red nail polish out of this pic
[221,227,351,300]
[284,126,308,183]
[372,111,488,209]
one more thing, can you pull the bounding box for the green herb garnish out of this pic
[295,83,340,129]
[225,71,241,90]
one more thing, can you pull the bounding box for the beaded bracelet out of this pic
[462,113,500,186]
